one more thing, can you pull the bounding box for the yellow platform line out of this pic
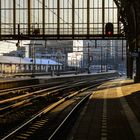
[117,83,140,140]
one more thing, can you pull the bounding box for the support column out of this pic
[0,63,1,73]
[126,41,133,79]
[127,56,133,79]
[102,0,105,36]
[72,0,75,39]
[28,0,31,35]
[13,0,16,35]
[57,0,60,39]
[87,0,90,38]
[134,36,140,82]
[42,0,45,37]
[0,0,1,38]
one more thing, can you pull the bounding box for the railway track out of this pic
[0,79,91,113]
[0,80,68,100]
[0,77,115,139]
[1,83,99,140]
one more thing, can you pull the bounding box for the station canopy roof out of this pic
[0,56,61,65]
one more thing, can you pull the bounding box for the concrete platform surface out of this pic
[67,78,140,140]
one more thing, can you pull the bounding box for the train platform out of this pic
[68,78,140,140]
[0,71,118,90]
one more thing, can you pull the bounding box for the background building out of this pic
[0,39,126,74]
[68,40,126,73]
[30,40,73,70]
[0,40,30,57]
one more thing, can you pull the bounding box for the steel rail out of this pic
[48,92,92,140]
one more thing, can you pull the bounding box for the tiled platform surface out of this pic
[67,78,140,140]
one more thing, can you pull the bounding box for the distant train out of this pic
[0,56,62,75]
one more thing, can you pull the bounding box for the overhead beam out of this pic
[3,34,125,40]
[0,0,124,40]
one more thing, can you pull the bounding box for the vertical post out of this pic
[57,0,60,39]
[95,40,97,68]
[102,0,105,36]
[42,0,45,37]
[40,56,42,72]
[101,46,103,72]
[122,39,124,61]
[18,24,20,34]
[19,55,21,72]
[134,9,140,82]
[117,7,120,35]
[72,0,75,39]
[13,0,16,35]
[32,41,36,77]
[126,41,133,79]
[88,43,90,74]
[115,40,118,70]
[57,57,59,76]
[135,36,140,82]
[0,63,1,74]
[126,41,129,78]
[17,24,20,47]
[87,0,90,38]
[75,55,77,74]
[106,43,108,72]
[28,0,31,35]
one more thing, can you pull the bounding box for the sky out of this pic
[0,40,30,56]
